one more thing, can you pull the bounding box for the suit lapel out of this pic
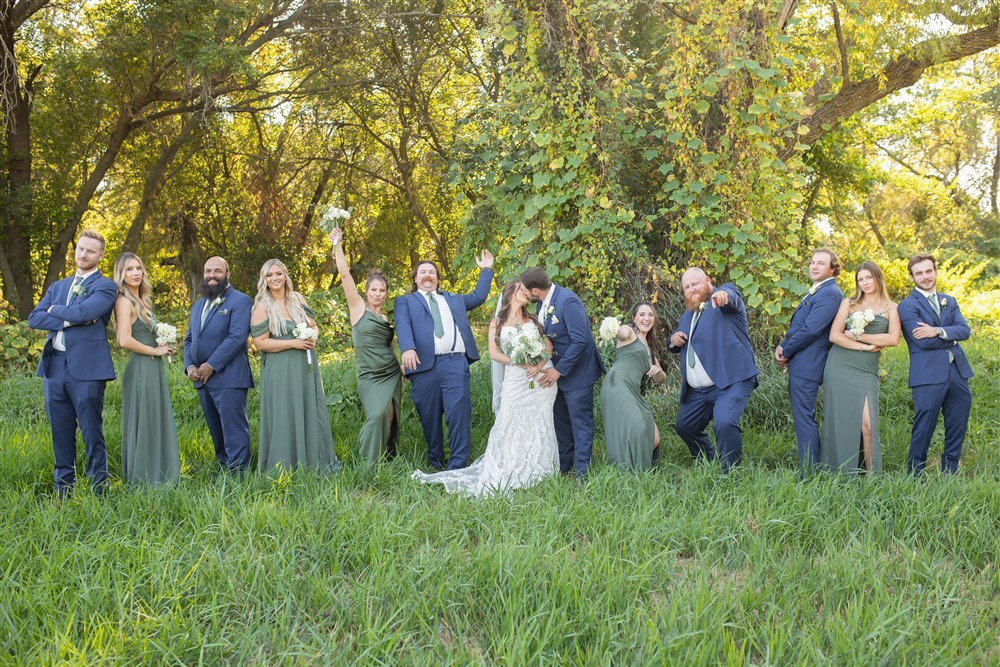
[190,299,204,359]
[543,285,559,333]
[201,287,231,331]
[913,289,939,324]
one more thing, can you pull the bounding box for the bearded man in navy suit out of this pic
[520,267,604,480]
[395,251,494,470]
[897,253,974,475]
[29,230,118,495]
[669,267,759,472]
[775,248,844,475]
[184,256,253,476]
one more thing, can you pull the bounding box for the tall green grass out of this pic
[0,337,997,664]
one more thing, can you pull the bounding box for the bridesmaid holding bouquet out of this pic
[329,226,402,466]
[113,252,180,486]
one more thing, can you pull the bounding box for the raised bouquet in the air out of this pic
[319,205,351,233]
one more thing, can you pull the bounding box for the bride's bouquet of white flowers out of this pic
[292,322,319,365]
[846,308,876,339]
[502,323,548,388]
[155,322,178,363]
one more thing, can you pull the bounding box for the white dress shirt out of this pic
[915,286,948,339]
[537,287,555,327]
[685,311,714,389]
[53,268,98,351]
[421,290,466,355]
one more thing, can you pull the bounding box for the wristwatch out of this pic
[935,327,945,338]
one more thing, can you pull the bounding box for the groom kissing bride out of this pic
[412,267,604,496]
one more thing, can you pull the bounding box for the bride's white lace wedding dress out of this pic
[412,327,558,496]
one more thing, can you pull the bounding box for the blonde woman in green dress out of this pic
[113,252,180,486]
[600,302,667,470]
[330,228,402,465]
[821,261,901,475]
[251,259,340,474]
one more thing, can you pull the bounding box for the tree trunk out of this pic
[0,15,38,317]
[119,113,201,256]
[782,21,1000,159]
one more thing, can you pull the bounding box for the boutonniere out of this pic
[211,297,224,308]
[698,301,707,312]
[71,284,87,297]
[808,284,819,296]
[939,297,947,308]
[546,305,559,324]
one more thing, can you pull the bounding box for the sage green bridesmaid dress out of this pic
[253,309,341,474]
[121,319,180,486]
[352,310,402,465]
[600,338,657,470]
[820,314,889,476]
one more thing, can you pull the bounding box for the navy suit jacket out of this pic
[897,289,973,388]
[540,284,604,391]
[183,286,253,390]
[394,268,493,376]
[779,279,843,383]
[28,272,117,382]
[668,283,759,403]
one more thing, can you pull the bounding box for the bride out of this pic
[412,281,558,496]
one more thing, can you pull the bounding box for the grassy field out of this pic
[0,335,997,665]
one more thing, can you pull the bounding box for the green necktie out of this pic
[687,311,700,368]
[427,293,444,338]
[928,294,955,362]
[201,300,215,328]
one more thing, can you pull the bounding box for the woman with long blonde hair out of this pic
[821,261,901,475]
[113,252,180,485]
[250,258,340,474]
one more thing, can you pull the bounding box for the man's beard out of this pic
[200,276,230,300]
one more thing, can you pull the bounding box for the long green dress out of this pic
[121,319,180,486]
[352,309,402,465]
[820,314,889,476]
[253,310,341,474]
[600,338,657,470]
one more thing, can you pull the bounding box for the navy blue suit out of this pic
[394,268,493,469]
[669,284,759,471]
[539,284,604,476]
[898,289,973,474]
[28,272,117,493]
[184,285,253,474]
[778,279,843,473]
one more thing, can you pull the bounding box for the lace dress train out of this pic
[412,361,558,497]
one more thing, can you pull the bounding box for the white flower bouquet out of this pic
[155,322,178,362]
[598,316,621,344]
[319,206,351,233]
[501,323,549,388]
[292,322,319,365]
[846,308,876,339]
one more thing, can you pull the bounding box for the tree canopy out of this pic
[1,0,997,326]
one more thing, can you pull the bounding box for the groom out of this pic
[28,229,118,495]
[775,248,844,475]
[897,253,973,475]
[184,256,253,476]
[395,251,494,470]
[520,268,604,480]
